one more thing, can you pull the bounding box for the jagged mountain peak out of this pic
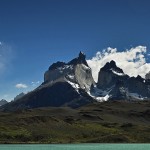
[68,51,88,66]
[44,51,95,91]
[97,60,125,89]
[79,51,85,60]
[96,60,150,101]
[102,60,116,69]
[48,61,66,71]
[136,75,144,82]
[101,60,124,74]
[48,52,86,71]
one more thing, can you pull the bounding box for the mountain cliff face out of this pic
[96,61,150,100]
[44,51,95,91]
[1,52,150,111]
[145,71,150,80]
[97,60,126,89]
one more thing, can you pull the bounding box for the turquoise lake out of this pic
[0,144,150,150]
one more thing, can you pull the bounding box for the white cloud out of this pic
[87,46,150,82]
[15,83,28,89]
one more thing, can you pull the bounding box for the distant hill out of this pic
[0,99,8,106]
[14,92,25,101]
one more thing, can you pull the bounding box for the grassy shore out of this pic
[0,101,150,143]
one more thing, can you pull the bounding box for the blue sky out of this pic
[0,0,150,101]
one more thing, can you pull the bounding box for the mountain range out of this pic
[1,52,150,111]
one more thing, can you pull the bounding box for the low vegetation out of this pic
[0,101,150,143]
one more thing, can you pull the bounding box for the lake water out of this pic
[0,144,149,150]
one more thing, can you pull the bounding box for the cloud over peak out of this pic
[87,46,150,82]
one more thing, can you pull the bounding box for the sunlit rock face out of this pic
[74,64,94,91]
[44,51,95,91]
[97,60,126,89]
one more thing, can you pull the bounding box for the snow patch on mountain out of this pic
[81,63,91,70]
[127,92,146,100]
[67,74,75,80]
[87,91,110,102]
[58,65,73,71]
[92,86,114,96]
[96,95,110,102]
[66,80,80,93]
[111,69,125,76]
[87,85,114,102]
